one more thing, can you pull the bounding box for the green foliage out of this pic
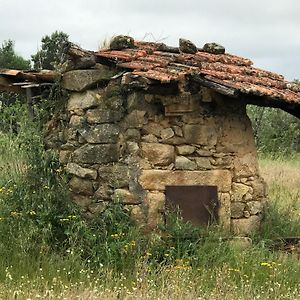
[247,105,300,157]
[0,40,30,70]
[31,31,69,70]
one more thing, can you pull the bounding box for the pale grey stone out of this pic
[66,163,97,180]
[175,156,196,170]
[78,124,119,143]
[161,128,175,140]
[195,157,212,170]
[176,145,196,155]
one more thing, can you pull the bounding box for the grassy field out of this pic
[0,131,299,299]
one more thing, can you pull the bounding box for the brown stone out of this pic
[126,142,140,155]
[139,170,232,192]
[62,67,117,92]
[69,115,85,127]
[142,134,158,143]
[59,150,72,164]
[172,126,183,137]
[141,143,175,166]
[125,129,141,141]
[69,176,94,195]
[124,110,147,128]
[196,149,212,157]
[71,194,92,207]
[66,163,97,180]
[231,183,250,202]
[176,145,196,155]
[78,124,119,143]
[146,192,165,229]
[160,128,175,140]
[246,201,264,215]
[233,153,259,178]
[231,202,246,218]
[195,157,212,170]
[142,122,163,137]
[218,193,231,230]
[112,189,141,204]
[94,185,112,200]
[72,144,119,164]
[86,108,122,124]
[88,202,108,214]
[130,206,146,225]
[231,215,261,236]
[175,156,196,170]
[98,165,130,188]
[67,90,100,112]
[251,178,267,199]
[183,122,217,146]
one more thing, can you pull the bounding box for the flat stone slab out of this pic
[138,170,232,192]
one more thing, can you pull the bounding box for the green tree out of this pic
[31,31,69,70]
[0,40,30,70]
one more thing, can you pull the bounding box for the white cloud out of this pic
[0,0,299,79]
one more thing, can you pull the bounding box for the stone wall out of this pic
[47,71,267,236]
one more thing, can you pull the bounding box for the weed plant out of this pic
[0,102,300,299]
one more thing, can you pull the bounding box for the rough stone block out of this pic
[62,67,117,92]
[72,144,119,164]
[98,165,130,188]
[67,90,100,112]
[231,182,250,202]
[233,153,259,178]
[94,184,112,200]
[69,176,94,195]
[231,202,246,218]
[175,156,196,170]
[160,128,175,140]
[246,201,264,215]
[123,110,147,128]
[183,123,217,146]
[195,157,212,170]
[146,192,165,229]
[139,170,232,192]
[176,145,196,155]
[231,215,261,236]
[78,124,119,143]
[141,143,175,166]
[251,178,267,199]
[112,189,141,204]
[86,108,123,124]
[59,150,72,164]
[142,122,163,137]
[71,194,92,207]
[66,163,97,180]
[218,193,231,230]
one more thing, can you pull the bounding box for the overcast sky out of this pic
[1,0,299,80]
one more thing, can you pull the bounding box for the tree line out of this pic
[0,31,299,157]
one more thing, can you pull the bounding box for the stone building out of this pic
[1,36,300,235]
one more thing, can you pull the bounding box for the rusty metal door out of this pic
[165,185,219,226]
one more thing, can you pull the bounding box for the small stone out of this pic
[125,129,141,141]
[130,206,146,225]
[244,211,251,218]
[231,215,261,236]
[175,156,196,170]
[66,163,97,180]
[231,202,245,218]
[231,183,250,202]
[72,144,119,164]
[126,142,140,155]
[141,143,175,166]
[88,202,108,214]
[246,201,263,215]
[124,110,147,128]
[69,176,94,195]
[94,185,112,200]
[183,123,217,146]
[203,42,225,54]
[160,128,175,140]
[78,124,119,144]
[67,90,99,112]
[195,157,212,170]
[244,193,253,201]
[71,194,92,207]
[142,122,163,137]
[110,35,135,50]
[112,189,141,204]
[98,165,130,188]
[142,134,158,143]
[176,145,196,155]
[172,125,183,137]
[179,38,197,54]
[59,150,72,164]
[196,149,212,157]
[86,108,123,124]
[69,115,84,127]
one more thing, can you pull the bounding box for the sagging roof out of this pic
[92,38,300,117]
[0,69,58,93]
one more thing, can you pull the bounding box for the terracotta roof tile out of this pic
[95,41,300,108]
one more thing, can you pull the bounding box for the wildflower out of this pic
[29,210,36,216]
[260,262,272,268]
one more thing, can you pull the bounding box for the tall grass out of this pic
[0,105,300,299]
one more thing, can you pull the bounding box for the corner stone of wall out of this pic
[49,75,267,236]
